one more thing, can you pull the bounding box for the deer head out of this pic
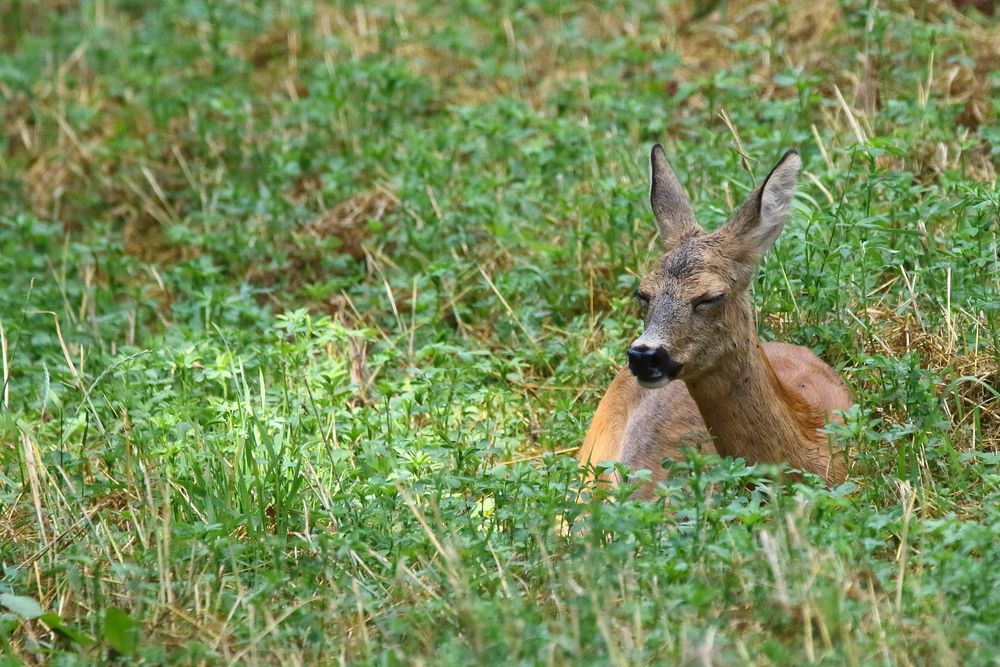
[628,144,801,388]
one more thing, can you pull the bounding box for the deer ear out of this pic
[726,150,801,260]
[649,144,701,249]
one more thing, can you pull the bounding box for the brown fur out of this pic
[578,146,852,497]
[579,342,851,498]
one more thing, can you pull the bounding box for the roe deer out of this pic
[578,145,851,497]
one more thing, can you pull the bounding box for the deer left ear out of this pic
[726,150,801,260]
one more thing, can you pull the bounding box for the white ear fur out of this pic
[744,150,801,257]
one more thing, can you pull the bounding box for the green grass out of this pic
[1,0,998,664]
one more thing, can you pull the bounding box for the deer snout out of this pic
[627,344,684,387]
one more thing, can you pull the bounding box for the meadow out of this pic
[0,1,998,664]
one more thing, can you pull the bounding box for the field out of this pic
[1,1,999,664]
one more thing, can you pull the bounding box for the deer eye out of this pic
[633,290,651,305]
[693,293,725,312]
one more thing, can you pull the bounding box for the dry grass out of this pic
[306,187,398,261]
[875,307,999,448]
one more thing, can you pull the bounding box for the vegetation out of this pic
[1,0,998,664]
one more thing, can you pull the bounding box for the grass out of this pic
[0,0,998,664]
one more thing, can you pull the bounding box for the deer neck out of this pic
[683,326,818,468]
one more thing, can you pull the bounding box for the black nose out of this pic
[627,345,683,383]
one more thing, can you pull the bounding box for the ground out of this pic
[0,1,998,664]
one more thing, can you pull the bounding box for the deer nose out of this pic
[627,344,683,384]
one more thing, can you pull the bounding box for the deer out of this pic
[577,145,852,498]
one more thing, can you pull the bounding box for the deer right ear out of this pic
[722,149,801,263]
[649,144,701,249]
